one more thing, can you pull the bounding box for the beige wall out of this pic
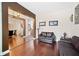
[36,4,79,41]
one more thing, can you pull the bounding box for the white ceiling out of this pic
[18,2,79,16]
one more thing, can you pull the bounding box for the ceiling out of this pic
[18,2,79,16]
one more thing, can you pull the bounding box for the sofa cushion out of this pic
[72,36,79,51]
[47,33,52,37]
[60,38,72,43]
[41,32,47,37]
[58,41,79,56]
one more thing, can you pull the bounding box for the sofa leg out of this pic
[51,41,56,48]
[51,43,54,48]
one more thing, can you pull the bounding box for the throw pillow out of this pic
[42,32,46,36]
[47,33,52,37]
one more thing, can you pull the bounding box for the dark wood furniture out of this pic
[9,30,16,36]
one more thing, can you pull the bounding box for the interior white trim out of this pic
[0,50,9,56]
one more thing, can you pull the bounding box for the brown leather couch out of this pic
[58,36,79,56]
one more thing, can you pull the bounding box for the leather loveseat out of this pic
[58,36,79,56]
[38,32,56,44]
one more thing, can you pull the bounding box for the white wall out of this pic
[36,4,79,41]
[0,2,2,53]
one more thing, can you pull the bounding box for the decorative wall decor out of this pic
[70,14,73,22]
[39,22,46,26]
[74,4,79,24]
[49,20,58,26]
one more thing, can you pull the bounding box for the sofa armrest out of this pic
[51,34,56,41]
[58,41,79,56]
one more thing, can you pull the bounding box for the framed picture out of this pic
[49,20,58,26]
[39,22,46,26]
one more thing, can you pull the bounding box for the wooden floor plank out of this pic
[9,36,58,56]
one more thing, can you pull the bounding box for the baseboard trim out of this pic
[0,50,9,56]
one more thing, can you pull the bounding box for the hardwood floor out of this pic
[9,36,59,56]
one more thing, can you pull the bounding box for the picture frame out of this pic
[49,20,58,26]
[39,22,46,26]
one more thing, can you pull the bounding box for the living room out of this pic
[0,2,79,56]
[19,2,79,40]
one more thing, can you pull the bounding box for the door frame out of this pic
[2,2,36,52]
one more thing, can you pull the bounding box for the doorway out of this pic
[2,2,36,53]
